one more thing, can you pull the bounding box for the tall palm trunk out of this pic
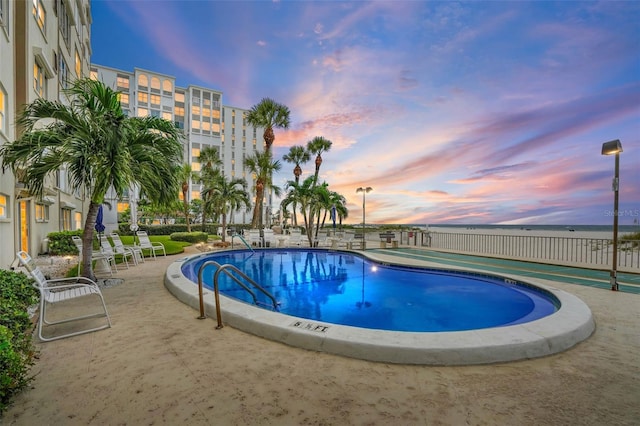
[81,202,101,281]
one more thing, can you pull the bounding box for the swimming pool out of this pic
[165,249,595,365]
[180,250,558,332]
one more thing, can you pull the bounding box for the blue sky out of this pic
[91,0,639,225]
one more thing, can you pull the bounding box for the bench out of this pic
[379,232,398,248]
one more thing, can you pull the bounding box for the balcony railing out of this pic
[396,231,640,272]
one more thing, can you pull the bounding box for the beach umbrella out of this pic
[331,204,337,235]
[129,185,139,232]
[95,204,105,240]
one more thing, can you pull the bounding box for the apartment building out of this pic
[90,64,266,231]
[0,0,93,269]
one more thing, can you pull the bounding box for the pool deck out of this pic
[3,246,639,425]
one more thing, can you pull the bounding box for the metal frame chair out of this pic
[71,235,115,276]
[16,251,112,342]
[135,231,166,259]
[109,232,144,265]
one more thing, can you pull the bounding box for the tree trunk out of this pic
[221,210,227,242]
[81,202,100,281]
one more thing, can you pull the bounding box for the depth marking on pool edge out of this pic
[291,321,330,333]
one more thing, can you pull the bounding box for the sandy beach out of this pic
[2,246,639,425]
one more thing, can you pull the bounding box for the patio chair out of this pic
[341,232,356,249]
[110,232,144,265]
[100,235,136,269]
[263,229,276,247]
[247,229,262,247]
[71,235,115,276]
[16,251,112,342]
[287,229,302,247]
[135,231,166,259]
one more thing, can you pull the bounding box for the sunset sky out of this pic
[91,0,639,226]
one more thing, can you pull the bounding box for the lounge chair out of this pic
[287,229,302,247]
[16,251,112,342]
[110,232,144,265]
[71,235,115,276]
[135,231,166,259]
[263,229,276,247]
[246,229,262,247]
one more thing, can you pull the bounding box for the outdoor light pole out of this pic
[601,139,623,291]
[356,186,372,249]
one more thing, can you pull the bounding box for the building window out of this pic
[35,204,49,222]
[150,94,160,106]
[90,69,98,80]
[75,49,81,77]
[33,62,45,97]
[118,92,129,106]
[162,111,172,121]
[117,75,130,90]
[162,79,172,94]
[58,54,69,89]
[150,109,160,118]
[191,162,201,172]
[0,193,7,219]
[175,92,184,103]
[138,92,148,103]
[191,190,200,200]
[150,77,160,93]
[174,106,184,117]
[0,87,5,134]
[191,119,201,131]
[61,208,72,231]
[74,212,82,230]
[32,0,45,33]
[137,107,148,117]
[138,74,148,89]
[60,2,70,46]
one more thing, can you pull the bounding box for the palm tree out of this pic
[202,175,250,242]
[177,164,199,232]
[282,145,310,226]
[281,177,316,245]
[197,146,222,229]
[0,78,182,280]
[246,98,291,153]
[244,151,282,228]
[306,136,332,184]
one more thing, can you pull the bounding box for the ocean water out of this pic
[410,224,639,233]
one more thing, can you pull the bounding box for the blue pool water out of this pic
[181,249,558,332]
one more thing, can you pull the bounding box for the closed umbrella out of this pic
[129,185,139,233]
[95,205,105,239]
[331,204,337,236]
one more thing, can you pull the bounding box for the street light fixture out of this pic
[356,186,372,249]
[601,139,623,291]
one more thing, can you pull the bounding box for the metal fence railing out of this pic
[392,231,639,272]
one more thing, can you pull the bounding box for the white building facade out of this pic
[0,0,93,269]
[90,64,266,231]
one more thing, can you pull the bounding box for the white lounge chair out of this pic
[100,235,136,269]
[135,231,166,259]
[110,232,144,265]
[263,229,276,247]
[72,235,115,276]
[286,229,302,247]
[16,251,112,342]
[247,229,262,247]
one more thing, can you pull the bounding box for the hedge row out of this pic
[116,223,252,236]
[0,270,39,414]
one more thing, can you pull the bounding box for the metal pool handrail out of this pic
[231,233,254,252]
[197,260,278,329]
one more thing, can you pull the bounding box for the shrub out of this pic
[0,270,39,414]
[169,232,209,244]
[47,230,83,255]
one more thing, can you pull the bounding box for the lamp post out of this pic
[601,139,623,291]
[356,187,372,249]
